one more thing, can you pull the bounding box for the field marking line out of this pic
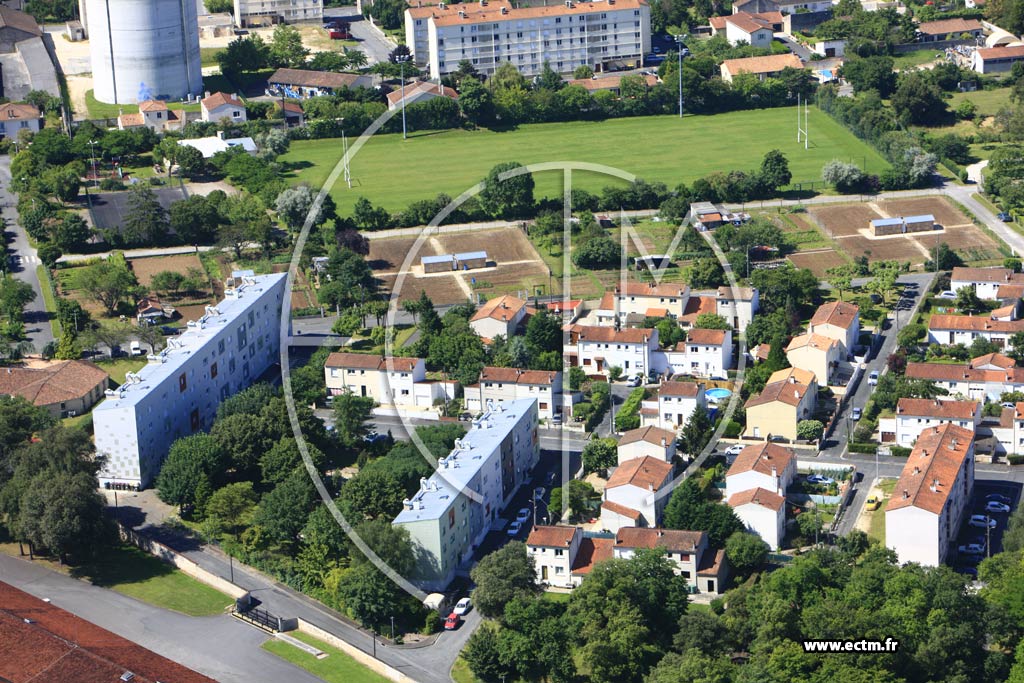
[453,273,474,300]
[868,202,888,218]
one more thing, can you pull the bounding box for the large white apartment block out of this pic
[94,272,287,488]
[951,267,1024,300]
[878,398,981,447]
[569,325,658,376]
[233,0,322,26]
[639,380,706,431]
[885,423,975,567]
[662,328,733,379]
[417,0,651,79]
[600,455,672,533]
[393,398,539,590]
[725,442,795,500]
[465,367,562,421]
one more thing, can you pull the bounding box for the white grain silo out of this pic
[86,0,202,104]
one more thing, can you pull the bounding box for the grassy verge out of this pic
[200,47,222,67]
[892,49,942,70]
[451,657,478,683]
[93,357,147,385]
[542,590,571,602]
[85,90,203,119]
[262,631,391,683]
[35,264,61,338]
[867,478,898,543]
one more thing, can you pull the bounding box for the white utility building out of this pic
[94,272,287,488]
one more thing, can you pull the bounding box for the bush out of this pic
[722,420,742,438]
[99,178,123,191]
[890,446,911,458]
[614,387,645,432]
[1009,454,1024,466]
[848,441,878,454]
[586,382,611,432]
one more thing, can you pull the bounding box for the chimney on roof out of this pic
[789,375,796,383]
[903,490,910,499]
[657,530,664,537]
[930,478,939,492]
[661,437,667,447]
[950,438,958,449]
[913,466,920,475]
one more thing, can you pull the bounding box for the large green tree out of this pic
[480,161,535,219]
[469,541,540,617]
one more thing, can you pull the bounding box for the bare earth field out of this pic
[368,237,439,271]
[808,205,882,238]
[788,250,848,277]
[380,273,469,305]
[433,228,539,262]
[876,197,969,227]
[129,254,205,287]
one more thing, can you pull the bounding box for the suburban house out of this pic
[680,295,720,328]
[905,359,1024,402]
[393,399,539,590]
[786,332,843,385]
[917,17,983,42]
[200,91,246,123]
[716,286,760,330]
[323,352,452,416]
[728,487,787,551]
[280,100,305,127]
[0,360,109,419]
[0,103,41,139]
[885,423,975,567]
[177,134,257,159]
[725,442,795,500]
[386,81,458,110]
[136,296,170,323]
[600,282,691,323]
[565,73,659,93]
[877,398,982,446]
[744,370,817,441]
[570,325,659,377]
[117,100,185,133]
[807,300,860,356]
[601,456,673,533]
[640,380,707,431]
[973,45,1024,74]
[612,527,728,594]
[617,426,677,464]
[662,327,733,379]
[267,68,375,99]
[526,525,583,588]
[927,314,1024,350]
[720,53,804,82]
[709,11,779,47]
[951,266,1024,300]
[465,367,562,421]
[469,294,529,341]
[540,299,583,323]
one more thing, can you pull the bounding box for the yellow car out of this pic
[865,497,880,511]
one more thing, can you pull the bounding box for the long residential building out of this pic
[94,272,287,488]
[393,398,539,590]
[885,423,975,567]
[407,0,651,79]
[234,0,322,27]
[927,314,1024,350]
[878,397,981,447]
[465,366,562,421]
[951,266,1024,300]
[905,357,1024,401]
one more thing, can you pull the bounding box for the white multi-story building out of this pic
[465,367,562,421]
[951,267,1024,300]
[639,380,706,431]
[808,300,860,356]
[233,0,322,26]
[324,352,426,402]
[725,442,795,500]
[94,272,287,488]
[599,282,691,324]
[878,398,981,447]
[418,0,651,80]
[526,524,582,588]
[200,92,246,123]
[662,328,733,379]
[728,487,786,551]
[600,455,672,533]
[885,423,975,567]
[393,398,539,590]
[570,325,658,376]
[716,286,759,331]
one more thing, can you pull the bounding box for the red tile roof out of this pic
[785,332,840,353]
[325,352,420,372]
[201,91,242,110]
[951,266,1022,284]
[0,361,108,407]
[614,527,705,552]
[928,314,1024,334]
[0,581,216,683]
[744,378,810,408]
[659,380,701,397]
[886,423,974,515]
[696,547,727,577]
[896,397,979,420]
[527,525,579,547]
[976,45,1024,62]
[578,326,653,344]
[767,366,816,386]
[571,537,615,575]
[471,295,527,323]
[969,352,1017,369]
[728,486,785,512]
[717,286,757,301]
[0,103,40,121]
[722,53,803,76]
[686,328,728,345]
[918,17,982,35]
[600,500,643,520]
[386,81,459,106]
[618,425,676,447]
[997,283,1024,299]
[680,296,718,324]
[479,366,557,385]
[606,455,672,490]
[138,100,167,112]
[0,6,42,36]
[727,442,793,478]
[905,361,1024,384]
[810,300,859,331]
[432,0,648,26]
[615,282,688,298]
[567,74,658,90]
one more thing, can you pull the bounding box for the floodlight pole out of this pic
[396,55,411,140]
[675,34,686,118]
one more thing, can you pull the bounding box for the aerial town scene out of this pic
[6,0,1024,680]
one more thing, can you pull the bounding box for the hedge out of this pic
[614,387,645,432]
[848,441,878,454]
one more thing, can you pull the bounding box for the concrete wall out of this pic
[783,9,831,34]
[296,619,422,683]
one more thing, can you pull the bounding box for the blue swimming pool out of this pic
[705,388,732,402]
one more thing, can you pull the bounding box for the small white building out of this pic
[601,456,673,533]
[617,426,677,465]
[324,352,452,416]
[527,525,582,589]
[725,442,795,500]
[465,367,562,421]
[200,91,246,123]
[571,325,659,377]
[469,295,528,341]
[951,267,1024,301]
[885,423,975,567]
[662,328,733,379]
[716,286,759,331]
[177,135,258,159]
[812,39,845,57]
[808,300,860,357]
[728,487,786,551]
[639,380,706,431]
[723,12,775,48]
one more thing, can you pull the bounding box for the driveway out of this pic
[775,33,812,61]
[0,156,54,353]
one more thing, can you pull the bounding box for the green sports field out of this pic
[281,107,888,214]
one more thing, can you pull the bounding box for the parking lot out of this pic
[951,480,1021,575]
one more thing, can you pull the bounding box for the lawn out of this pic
[262,631,391,683]
[949,88,1013,117]
[200,47,221,67]
[892,49,943,70]
[281,107,889,215]
[35,265,61,338]
[93,357,147,385]
[70,544,232,616]
[867,478,898,544]
[85,90,203,119]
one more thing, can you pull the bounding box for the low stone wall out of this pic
[118,525,247,600]
[295,619,421,683]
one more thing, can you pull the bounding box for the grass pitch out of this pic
[281,106,888,215]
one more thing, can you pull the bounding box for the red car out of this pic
[444,612,461,630]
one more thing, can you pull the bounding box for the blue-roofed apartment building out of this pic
[393,398,539,590]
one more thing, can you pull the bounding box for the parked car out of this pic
[987,493,1012,505]
[626,374,643,387]
[985,501,1011,514]
[725,444,745,456]
[959,543,986,555]
[937,291,957,299]
[865,497,880,511]
[544,471,557,486]
[867,370,879,386]
[515,507,531,523]
[1002,402,1017,409]
[969,514,997,529]
[444,613,461,630]
[453,598,472,615]
[998,212,1013,221]
[130,340,145,356]
[806,474,835,485]
[851,407,862,420]
[534,487,546,501]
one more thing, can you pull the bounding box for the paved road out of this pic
[0,156,54,353]
[322,10,397,64]
[0,553,324,683]
[775,33,812,61]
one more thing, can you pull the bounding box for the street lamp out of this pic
[674,34,687,119]
[395,54,411,140]
[89,139,98,187]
